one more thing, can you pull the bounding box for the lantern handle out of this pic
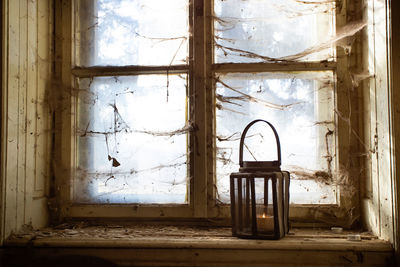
[239,119,281,167]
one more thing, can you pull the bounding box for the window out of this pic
[72,0,190,205]
[56,0,364,223]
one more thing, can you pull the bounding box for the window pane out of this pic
[75,74,189,204]
[76,0,189,66]
[214,0,334,63]
[216,72,336,204]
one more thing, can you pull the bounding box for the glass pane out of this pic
[76,0,189,66]
[214,0,334,63]
[216,72,336,204]
[75,74,188,204]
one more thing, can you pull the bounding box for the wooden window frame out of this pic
[54,0,362,226]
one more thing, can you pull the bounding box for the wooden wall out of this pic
[361,0,398,246]
[388,0,400,259]
[0,0,53,243]
[0,0,398,255]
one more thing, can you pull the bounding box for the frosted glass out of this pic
[214,0,334,63]
[76,0,189,66]
[75,74,188,203]
[216,72,336,204]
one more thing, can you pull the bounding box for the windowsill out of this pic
[2,225,394,266]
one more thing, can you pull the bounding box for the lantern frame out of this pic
[230,119,290,239]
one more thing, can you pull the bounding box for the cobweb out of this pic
[71,0,369,213]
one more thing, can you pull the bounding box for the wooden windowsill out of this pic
[2,225,394,266]
[4,226,391,251]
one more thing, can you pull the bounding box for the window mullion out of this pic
[71,65,189,78]
[56,0,74,220]
[334,0,362,221]
[213,62,337,73]
[205,0,214,217]
[192,0,208,217]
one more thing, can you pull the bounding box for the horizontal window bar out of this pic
[67,204,192,218]
[212,62,336,73]
[71,65,189,77]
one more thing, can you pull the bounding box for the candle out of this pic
[256,213,274,231]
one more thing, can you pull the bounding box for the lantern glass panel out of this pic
[255,178,274,233]
[232,177,254,234]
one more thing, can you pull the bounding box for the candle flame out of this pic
[260,213,273,219]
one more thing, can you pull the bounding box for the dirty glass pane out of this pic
[76,0,189,66]
[216,72,336,204]
[214,0,334,63]
[75,74,188,204]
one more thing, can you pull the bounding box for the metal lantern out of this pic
[230,119,290,239]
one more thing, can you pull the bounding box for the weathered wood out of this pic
[67,205,193,219]
[2,228,393,266]
[35,0,51,197]
[1,246,393,267]
[373,0,394,243]
[388,0,400,261]
[212,62,336,73]
[5,237,392,252]
[0,0,3,246]
[363,0,379,238]
[4,0,22,240]
[1,0,52,243]
[360,0,398,249]
[204,0,216,218]
[16,0,28,233]
[25,0,38,224]
[0,2,397,259]
[192,0,208,217]
[335,0,361,228]
[71,65,189,77]
[361,0,378,234]
[56,0,74,221]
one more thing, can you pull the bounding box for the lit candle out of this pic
[256,213,274,231]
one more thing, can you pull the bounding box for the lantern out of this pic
[230,119,290,239]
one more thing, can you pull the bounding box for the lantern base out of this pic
[233,231,281,240]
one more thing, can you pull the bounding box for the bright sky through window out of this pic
[75,0,190,203]
[77,0,189,67]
